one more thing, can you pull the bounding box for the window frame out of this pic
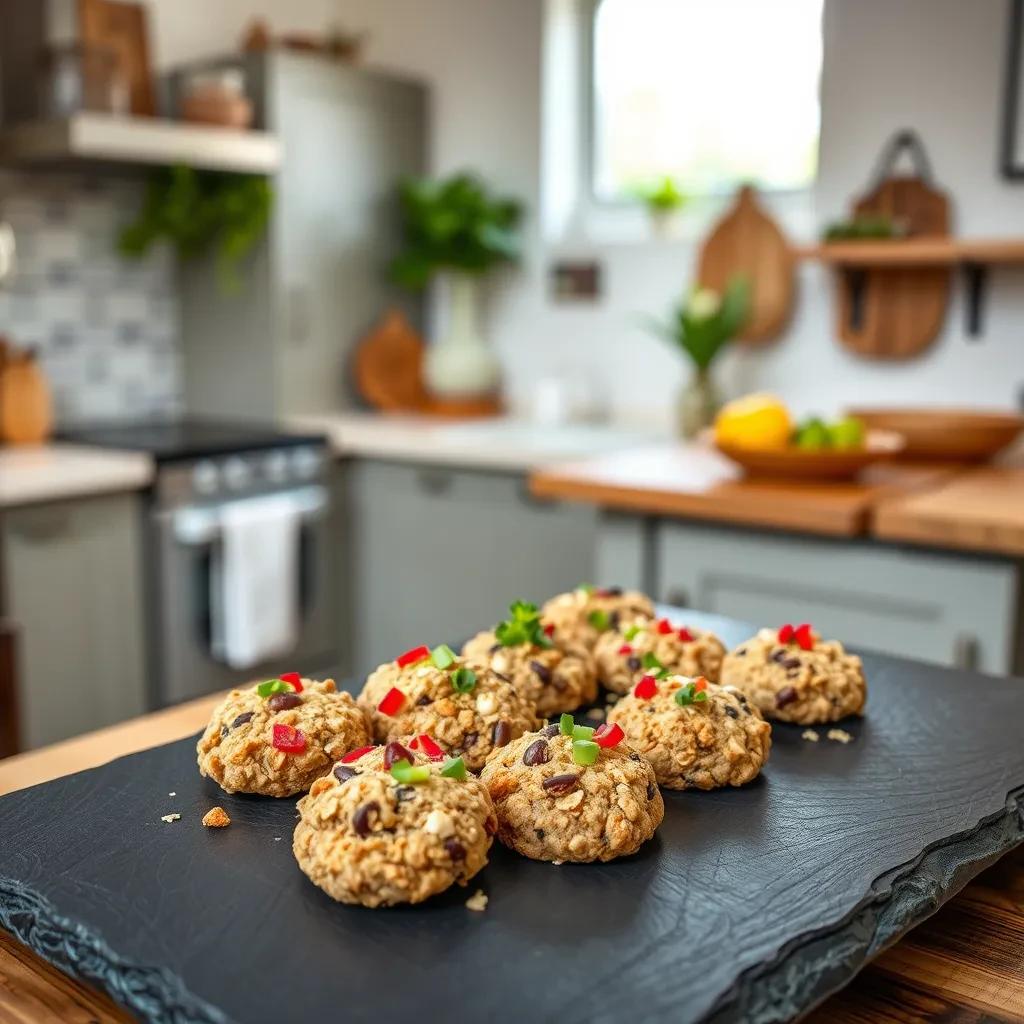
[582,0,822,210]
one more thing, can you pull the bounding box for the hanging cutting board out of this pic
[835,130,951,359]
[697,185,795,344]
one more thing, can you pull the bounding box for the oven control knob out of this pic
[223,457,251,491]
[263,450,289,484]
[291,446,322,479]
[192,460,219,495]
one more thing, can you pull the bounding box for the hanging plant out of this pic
[119,165,272,292]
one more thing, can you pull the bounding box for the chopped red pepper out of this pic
[656,618,673,635]
[778,623,795,644]
[416,734,446,761]
[396,645,430,669]
[340,745,376,763]
[677,627,695,643]
[794,623,814,650]
[278,671,303,693]
[272,723,306,754]
[377,687,406,716]
[543,623,555,637]
[594,722,625,748]
[618,644,634,655]
[634,674,658,699]
[694,676,708,693]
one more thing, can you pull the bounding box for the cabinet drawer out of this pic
[657,522,1018,674]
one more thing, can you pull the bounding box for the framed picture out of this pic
[1001,0,1024,178]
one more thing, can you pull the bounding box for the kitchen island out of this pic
[0,688,1022,1023]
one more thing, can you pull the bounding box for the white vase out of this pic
[423,273,501,398]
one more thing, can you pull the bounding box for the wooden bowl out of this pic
[846,407,1023,462]
[714,430,905,481]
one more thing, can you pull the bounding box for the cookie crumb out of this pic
[160,813,181,823]
[827,728,853,744]
[801,730,819,742]
[168,791,176,797]
[274,836,282,841]
[585,707,605,721]
[465,889,488,912]
[202,806,231,828]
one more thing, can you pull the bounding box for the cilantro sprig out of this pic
[495,601,553,649]
[675,682,708,707]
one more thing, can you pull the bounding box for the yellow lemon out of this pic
[714,393,792,450]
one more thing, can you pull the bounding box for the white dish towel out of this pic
[217,493,303,671]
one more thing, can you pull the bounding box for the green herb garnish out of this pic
[430,643,457,669]
[559,713,576,737]
[450,668,477,694]
[674,683,709,707]
[641,652,670,680]
[494,600,553,649]
[256,678,294,698]
[588,609,610,631]
[624,624,643,641]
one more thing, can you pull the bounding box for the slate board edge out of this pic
[1,787,1022,1024]
[708,783,1024,1024]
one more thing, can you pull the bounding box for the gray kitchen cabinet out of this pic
[175,52,426,419]
[2,494,147,748]
[654,521,1019,674]
[341,460,598,676]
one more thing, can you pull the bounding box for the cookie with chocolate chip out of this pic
[358,645,539,772]
[593,615,726,694]
[479,724,663,862]
[541,585,655,651]
[294,744,497,907]
[606,674,771,790]
[197,677,371,798]
[720,625,866,724]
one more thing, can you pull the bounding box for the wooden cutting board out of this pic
[697,185,795,345]
[835,132,952,359]
[1,622,1023,1024]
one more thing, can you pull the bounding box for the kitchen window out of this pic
[589,0,824,203]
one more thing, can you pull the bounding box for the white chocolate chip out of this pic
[491,653,510,674]
[415,666,433,678]
[476,692,498,716]
[827,728,853,744]
[465,889,488,912]
[424,809,456,838]
[555,789,585,811]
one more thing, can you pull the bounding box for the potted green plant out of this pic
[643,276,750,438]
[389,173,522,398]
[635,177,687,237]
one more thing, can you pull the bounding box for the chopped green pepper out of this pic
[256,678,293,698]
[440,756,467,781]
[587,609,610,631]
[430,643,457,670]
[572,724,595,741]
[572,739,599,766]
[559,713,575,737]
[390,759,431,784]
[623,624,642,641]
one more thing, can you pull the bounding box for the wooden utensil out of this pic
[714,429,905,481]
[697,185,795,344]
[0,348,53,445]
[78,0,155,116]
[833,131,952,359]
[352,309,429,412]
[847,407,1024,462]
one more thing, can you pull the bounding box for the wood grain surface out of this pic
[873,465,1024,556]
[529,445,954,538]
[1,650,1023,1023]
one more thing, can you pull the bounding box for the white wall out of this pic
[144,0,1024,422]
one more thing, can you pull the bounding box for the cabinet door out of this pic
[3,494,147,748]
[344,461,597,675]
[657,522,1018,674]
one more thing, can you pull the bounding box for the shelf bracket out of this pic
[962,262,987,338]
[843,268,868,332]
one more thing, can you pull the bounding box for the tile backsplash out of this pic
[0,172,182,426]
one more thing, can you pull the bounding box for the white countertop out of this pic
[0,444,153,508]
[289,412,661,472]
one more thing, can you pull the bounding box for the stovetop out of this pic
[60,418,326,464]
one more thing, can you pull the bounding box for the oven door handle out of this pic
[172,486,329,546]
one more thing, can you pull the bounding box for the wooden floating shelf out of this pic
[795,237,1024,338]
[0,113,281,175]
[795,238,1024,267]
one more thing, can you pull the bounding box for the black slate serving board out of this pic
[2,610,1024,1024]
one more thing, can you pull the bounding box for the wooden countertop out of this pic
[530,444,957,538]
[1,699,1023,1023]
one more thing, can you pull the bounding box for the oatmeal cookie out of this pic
[462,629,597,718]
[479,723,663,862]
[294,744,497,907]
[358,644,539,772]
[541,585,655,651]
[720,623,866,724]
[197,676,371,798]
[606,674,770,790]
[594,615,725,693]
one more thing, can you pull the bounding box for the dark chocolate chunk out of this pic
[522,739,551,766]
[492,720,512,748]
[646,781,657,800]
[627,656,641,672]
[333,765,359,784]
[530,660,552,684]
[230,711,254,729]
[542,773,579,796]
[776,686,798,708]
[724,705,739,719]
[267,692,302,713]
[444,838,466,861]
[352,801,380,837]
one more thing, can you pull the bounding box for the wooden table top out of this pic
[530,444,957,539]
[1,698,1023,1023]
